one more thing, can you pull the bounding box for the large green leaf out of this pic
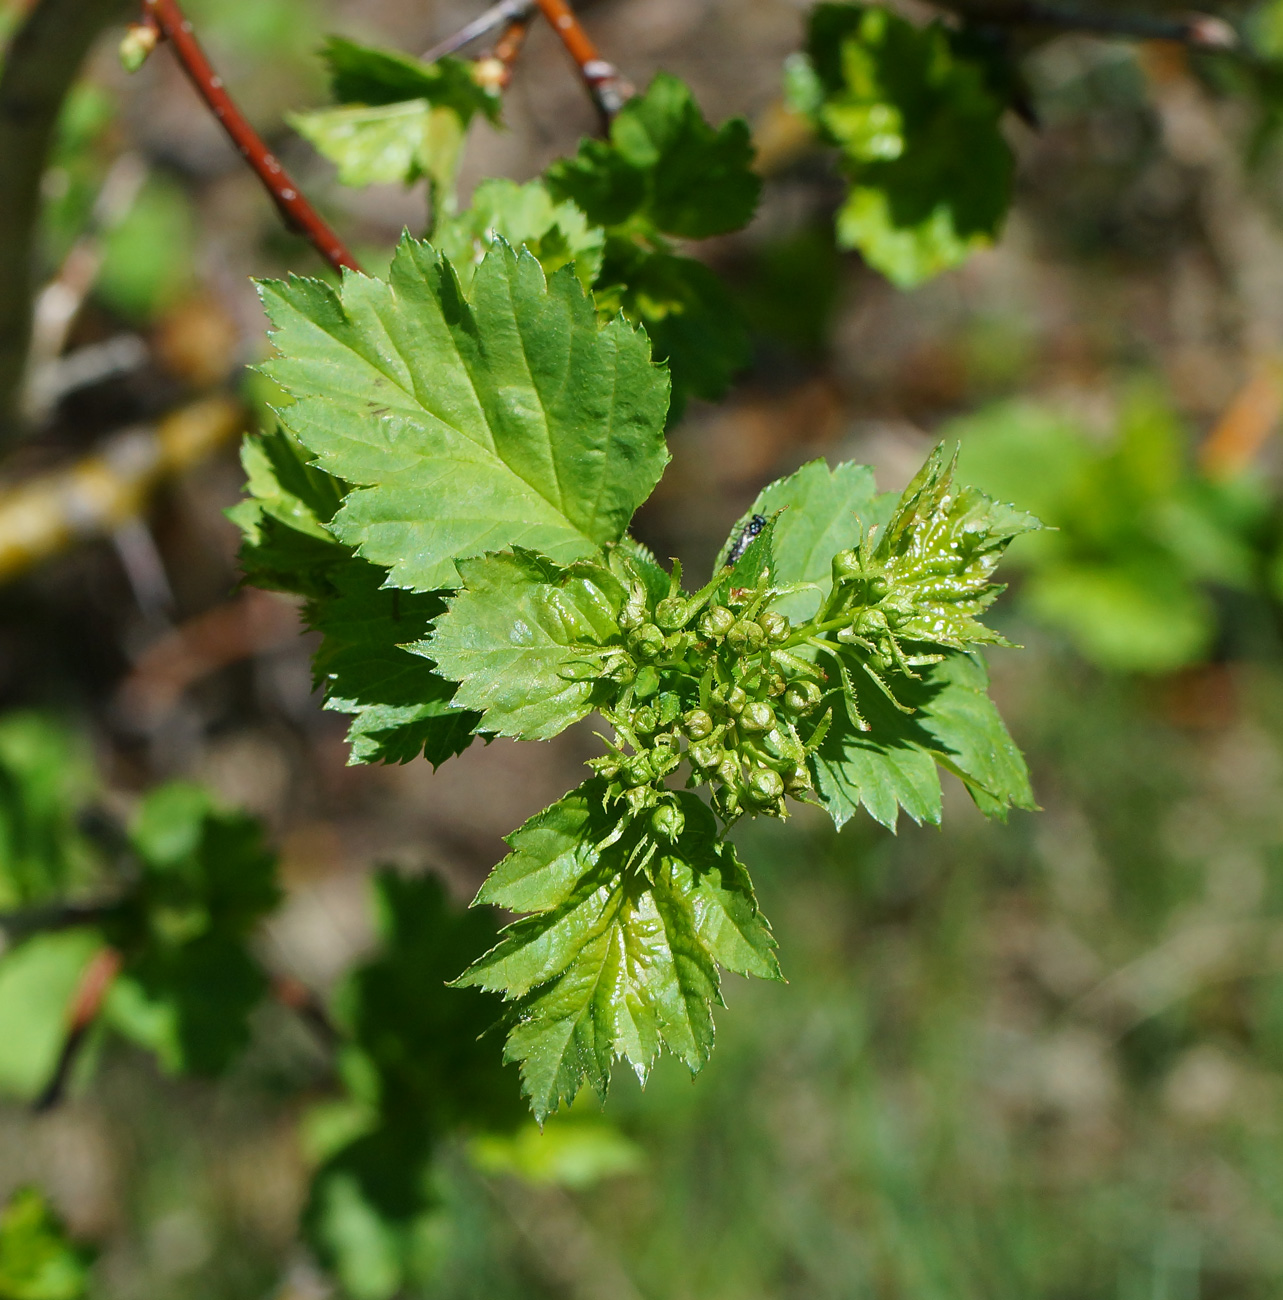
[457,784,780,1120]
[259,237,671,592]
[425,550,624,742]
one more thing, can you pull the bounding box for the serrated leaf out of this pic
[812,649,1033,830]
[457,784,779,1120]
[876,443,1040,651]
[791,4,1014,286]
[424,550,624,742]
[307,559,481,766]
[745,458,894,621]
[546,72,760,239]
[715,510,778,592]
[0,1188,91,1300]
[810,656,943,831]
[259,237,670,593]
[434,178,605,293]
[322,37,499,121]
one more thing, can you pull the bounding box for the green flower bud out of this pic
[721,686,747,715]
[634,705,658,734]
[618,601,648,632]
[624,753,654,787]
[832,549,862,584]
[691,741,723,770]
[758,610,790,643]
[699,605,736,639]
[740,700,775,733]
[630,623,665,660]
[726,619,765,652]
[716,755,741,787]
[683,709,714,740]
[868,575,890,601]
[767,673,787,697]
[655,596,692,631]
[784,680,822,714]
[784,763,813,793]
[746,768,785,804]
[650,802,686,841]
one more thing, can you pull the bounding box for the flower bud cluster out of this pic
[590,566,831,824]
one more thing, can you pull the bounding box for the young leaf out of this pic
[425,550,625,742]
[741,458,892,620]
[291,37,500,192]
[876,444,1040,650]
[434,177,605,292]
[259,237,671,592]
[308,559,481,767]
[457,784,780,1121]
[0,1188,90,1300]
[546,72,761,239]
[788,3,1015,286]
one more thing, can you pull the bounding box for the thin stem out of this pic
[34,946,122,1112]
[0,0,131,441]
[422,0,534,62]
[531,0,633,127]
[935,2,1237,49]
[143,0,361,275]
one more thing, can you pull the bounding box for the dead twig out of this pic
[422,0,535,62]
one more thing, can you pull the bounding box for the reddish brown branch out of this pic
[34,946,122,1112]
[532,0,632,126]
[142,0,361,275]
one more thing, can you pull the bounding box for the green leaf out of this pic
[810,656,944,831]
[0,715,98,910]
[322,36,498,120]
[434,178,605,293]
[259,236,671,592]
[293,39,499,195]
[744,458,893,620]
[102,784,280,1076]
[0,932,104,1103]
[457,784,780,1121]
[304,873,521,1300]
[231,426,349,599]
[546,72,761,239]
[875,444,1040,651]
[599,245,751,416]
[811,650,1033,830]
[0,1188,90,1300]
[790,4,1014,286]
[425,550,625,742]
[308,559,481,766]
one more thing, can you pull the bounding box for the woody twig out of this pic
[531,0,632,127]
[138,0,362,275]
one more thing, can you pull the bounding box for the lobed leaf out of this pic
[0,1188,90,1300]
[456,784,780,1121]
[259,237,671,592]
[424,550,625,742]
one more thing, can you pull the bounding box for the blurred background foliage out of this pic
[10,0,1283,1296]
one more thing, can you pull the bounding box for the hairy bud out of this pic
[630,623,665,660]
[624,753,655,787]
[634,705,658,734]
[683,708,715,740]
[727,619,765,652]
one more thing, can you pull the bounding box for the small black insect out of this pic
[724,514,767,568]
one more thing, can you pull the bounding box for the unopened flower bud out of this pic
[784,680,822,714]
[630,623,665,660]
[784,763,813,793]
[721,686,747,715]
[683,709,714,740]
[716,756,741,787]
[757,611,790,643]
[747,768,785,804]
[650,802,686,841]
[624,753,654,787]
[740,701,775,733]
[634,705,658,734]
[699,605,736,639]
[832,549,862,584]
[727,619,765,652]
[655,596,692,631]
[691,742,723,770]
